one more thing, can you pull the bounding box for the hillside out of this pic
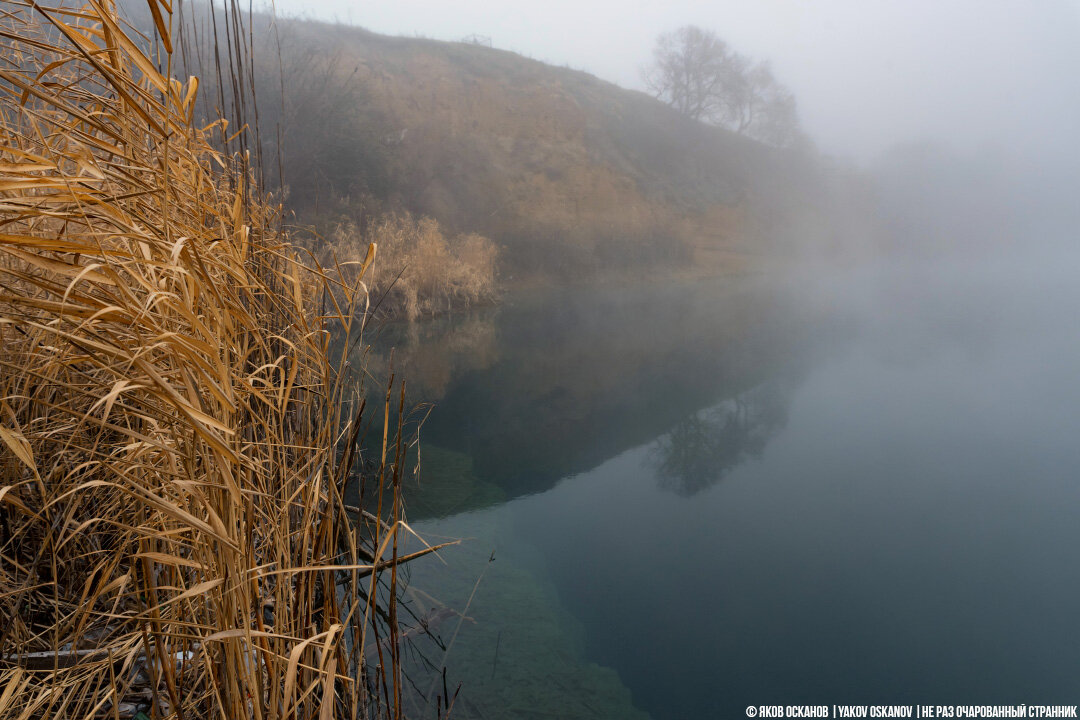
[165,7,873,285]
[280,21,868,280]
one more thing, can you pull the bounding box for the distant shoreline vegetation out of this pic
[305,210,499,322]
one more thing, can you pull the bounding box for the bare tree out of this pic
[725,61,800,147]
[643,25,801,147]
[643,26,740,123]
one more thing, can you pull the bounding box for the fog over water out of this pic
[378,185,1080,715]
[303,1,1080,716]
[9,1,1080,718]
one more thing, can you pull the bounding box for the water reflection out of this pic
[361,280,825,517]
[355,278,836,717]
[363,311,501,401]
[651,380,791,495]
[374,252,1080,719]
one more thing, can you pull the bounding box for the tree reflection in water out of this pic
[651,381,790,495]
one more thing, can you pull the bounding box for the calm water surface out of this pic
[367,253,1080,719]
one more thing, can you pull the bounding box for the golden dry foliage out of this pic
[0,1,439,718]
[326,213,497,322]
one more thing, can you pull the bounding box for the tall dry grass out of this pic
[325,213,497,322]
[0,1,444,717]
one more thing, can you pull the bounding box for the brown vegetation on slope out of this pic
[165,10,872,291]
[262,21,871,281]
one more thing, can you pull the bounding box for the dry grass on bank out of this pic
[0,1,443,718]
[323,213,498,322]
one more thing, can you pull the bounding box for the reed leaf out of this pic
[0,1,419,717]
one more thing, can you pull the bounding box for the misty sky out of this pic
[268,0,1080,164]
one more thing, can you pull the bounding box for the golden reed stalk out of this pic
[0,1,440,717]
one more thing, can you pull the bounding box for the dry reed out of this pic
[0,1,443,717]
[324,212,498,323]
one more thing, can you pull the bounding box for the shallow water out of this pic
[367,251,1080,718]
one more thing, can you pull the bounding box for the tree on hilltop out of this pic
[643,25,801,147]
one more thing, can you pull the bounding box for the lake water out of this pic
[364,250,1080,719]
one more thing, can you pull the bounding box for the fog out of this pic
[271,0,1080,165]
[268,0,1080,285]
[9,2,1080,716]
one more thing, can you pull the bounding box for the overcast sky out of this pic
[267,0,1080,164]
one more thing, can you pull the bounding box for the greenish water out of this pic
[356,258,1080,718]
[358,278,830,718]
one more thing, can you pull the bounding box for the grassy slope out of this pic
[277,20,861,281]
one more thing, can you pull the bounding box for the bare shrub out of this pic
[324,212,499,321]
